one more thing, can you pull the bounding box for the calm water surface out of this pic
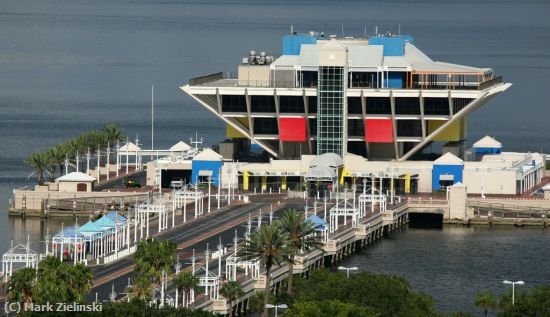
[342,225,550,314]
[1,0,549,312]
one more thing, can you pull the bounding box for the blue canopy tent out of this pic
[306,214,328,231]
[52,226,86,264]
[305,214,329,242]
[78,221,105,261]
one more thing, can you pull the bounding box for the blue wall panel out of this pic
[385,72,403,88]
[250,143,263,154]
[368,36,413,56]
[282,35,317,55]
[192,160,223,186]
[432,164,464,190]
[474,147,501,154]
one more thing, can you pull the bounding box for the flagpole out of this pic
[151,85,154,150]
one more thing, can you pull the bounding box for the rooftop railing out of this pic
[189,73,503,91]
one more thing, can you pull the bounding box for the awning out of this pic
[439,174,454,181]
[199,170,213,177]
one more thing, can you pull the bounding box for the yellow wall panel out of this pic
[226,117,249,138]
[460,117,467,139]
[428,120,460,142]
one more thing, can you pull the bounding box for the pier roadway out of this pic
[87,201,294,302]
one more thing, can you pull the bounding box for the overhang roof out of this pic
[57,172,96,182]
[309,153,344,169]
[119,142,141,152]
[473,136,502,148]
[434,152,464,165]
[193,148,223,161]
[170,141,191,151]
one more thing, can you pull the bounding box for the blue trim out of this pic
[474,147,501,154]
[432,165,463,190]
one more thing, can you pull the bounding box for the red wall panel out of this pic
[365,119,394,142]
[279,117,307,142]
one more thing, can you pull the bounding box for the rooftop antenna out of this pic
[375,26,379,36]
[290,24,294,34]
[398,24,401,36]
[190,132,203,149]
[151,85,154,150]
[341,23,345,37]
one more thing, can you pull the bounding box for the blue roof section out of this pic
[94,216,117,228]
[54,226,85,238]
[79,221,103,233]
[106,211,126,223]
[306,214,327,231]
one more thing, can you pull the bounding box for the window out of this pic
[308,96,317,113]
[396,120,422,137]
[453,98,473,114]
[308,118,317,136]
[424,98,450,115]
[280,96,304,113]
[347,119,365,137]
[349,72,379,88]
[348,97,362,114]
[251,96,275,113]
[395,98,420,115]
[299,71,318,88]
[317,66,345,156]
[222,95,247,112]
[366,97,391,114]
[253,118,278,134]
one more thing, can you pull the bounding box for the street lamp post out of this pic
[503,280,525,306]
[265,304,288,317]
[174,262,182,307]
[207,176,212,214]
[337,266,359,278]
[109,283,117,302]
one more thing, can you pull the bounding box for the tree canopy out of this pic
[285,269,438,317]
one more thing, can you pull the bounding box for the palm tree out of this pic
[127,275,155,301]
[248,291,267,314]
[220,281,244,317]
[47,146,67,177]
[25,151,53,185]
[173,270,200,308]
[134,238,177,290]
[6,267,36,304]
[475,290,497,317]
[34,256,69,302]
[66,264,93,301]
[278,209,323,296]
[101,123,125,145]
[238,224,291,317]
[65,138,81,159]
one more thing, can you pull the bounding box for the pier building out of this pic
[182,31,511,161]
[232,136,545,196]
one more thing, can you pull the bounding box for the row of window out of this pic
[221,95,472,116]
[254,118,433,138]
